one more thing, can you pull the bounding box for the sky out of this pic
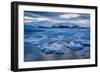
[24,11,90,28]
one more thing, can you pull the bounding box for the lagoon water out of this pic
[24,28,90,62]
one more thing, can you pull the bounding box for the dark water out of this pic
[24,28,90,62]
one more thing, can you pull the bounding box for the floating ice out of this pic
[73,32,88,39]
[80,40,90,46]
[40,42,64,55]
[74,39,90,46]
[67,41,83,51]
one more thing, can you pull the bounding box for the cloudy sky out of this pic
[24,11,90,28]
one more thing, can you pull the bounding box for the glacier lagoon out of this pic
[24,27,90,62]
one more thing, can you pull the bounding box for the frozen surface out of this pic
[24,28,90,62]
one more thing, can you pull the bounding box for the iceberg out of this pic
[73,32,88,39]
[67,41,84,51]
[39,42,64,55]
[80,40,90,46]
[74,39,90,46]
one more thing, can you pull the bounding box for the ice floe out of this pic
[67,41,84,51]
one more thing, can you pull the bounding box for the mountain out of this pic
[25,21,90,30]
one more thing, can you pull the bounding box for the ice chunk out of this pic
[50,43,63,49]
[67,41,83,51]
[80,40,90,46]
[73,32,88,39]
[42,48,54,55]
[74,39,90,46]
[40,42,64,55]
[54,49,64,55]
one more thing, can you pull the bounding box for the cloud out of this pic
[24,12,41,17]
[75,20,90,27]
[38,17,49,21]
[67,19,90,24]
[59,14,80,19]
[24,16,90,27]
[48,18,90,25]
[24,12,90,28]
[24,16,49,23]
